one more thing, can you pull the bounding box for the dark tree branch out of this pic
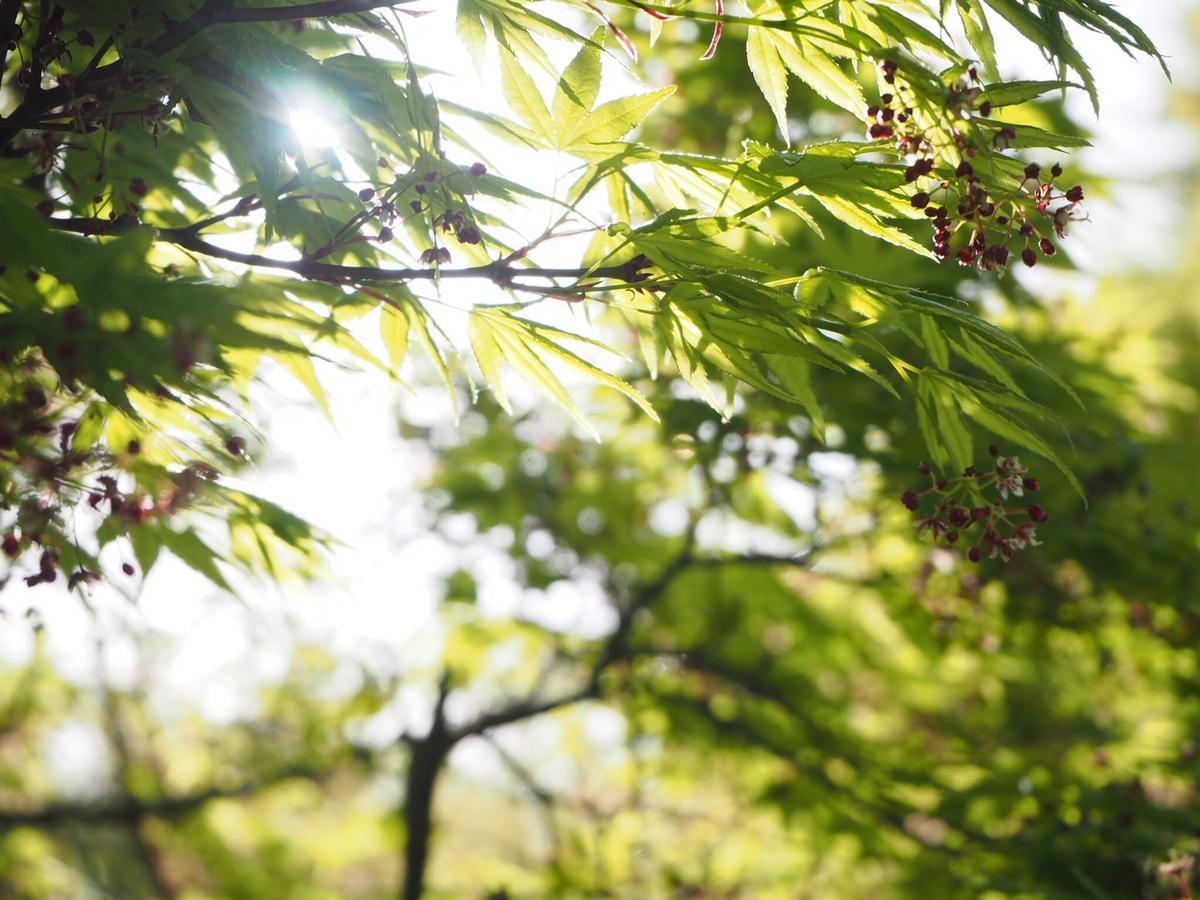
[394,685,595,896]
[224,1,414,24]
[129,0,412,59]
[97,681,178,898]
[80,33,113,75]
[390,538,813,895]
[0,1,414,146]
[688,550,814,569]
[141,0,236,61]
[12,120,97,132]
[590,533,696,691]
[396,544,702,896]
[392,535,810,897]
[450,686,597,743]
[106,693,183,897]
[656,690,918,835]
[0,0,24,89]
[167,229,643,287]
[0,0,21,47]
[0,763,331,829]
[401,675,451,900]
[651,646,839,757]
[45,216,649,289]
[451,536,699,746]
[652,687,999,874]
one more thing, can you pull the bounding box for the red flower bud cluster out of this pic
[869,63,1085,272]
[436,209,482,245]
[315,160,488,260]
[0,354,221,590]
[900,445,1051,563]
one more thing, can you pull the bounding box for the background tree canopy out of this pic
[0,0,1198,898]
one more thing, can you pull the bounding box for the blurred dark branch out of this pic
[397,543,698,897]
[689,550,813,569]
[450,537,698,746]
[590,534,697,691]
[654,687,1000,872]
[449,685,596,743]
[400,674,450,900]
[656,647,840,757]
[660,690,914,833]
[392,535,819,896]
[482,734,563,872]
[450,537,820,745]
[99,687,179,897]
[0,763,331,829]
[0,634,45,737]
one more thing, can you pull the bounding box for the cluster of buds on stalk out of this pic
[901,445,1050,563]
[435,209,482,246]
[317,160,488,264]
[868,62,1086,272]
[1,356,226,589]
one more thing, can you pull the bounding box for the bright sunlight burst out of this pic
[288,106,340,149]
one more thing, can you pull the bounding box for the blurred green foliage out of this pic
[0,1,1197,899]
